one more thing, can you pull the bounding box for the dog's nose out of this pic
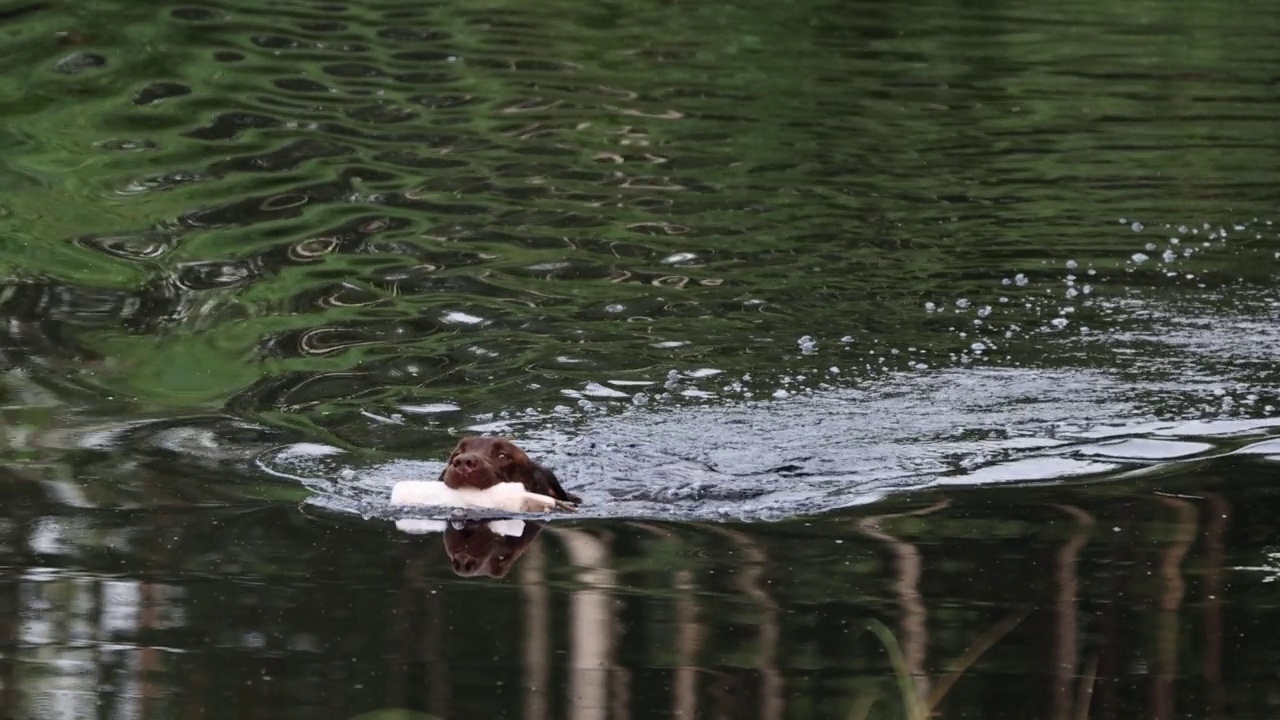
[451,453,480,471]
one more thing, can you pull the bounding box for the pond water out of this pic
[2,0,1279,717]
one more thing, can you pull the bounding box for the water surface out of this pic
[2,0,1280,716]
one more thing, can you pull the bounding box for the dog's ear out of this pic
[531,464,581,505]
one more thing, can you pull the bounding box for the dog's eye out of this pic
[497,452,510,461]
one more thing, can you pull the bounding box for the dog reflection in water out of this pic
[396,518,543,579]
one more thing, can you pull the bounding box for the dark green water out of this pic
[3,0,1280,716]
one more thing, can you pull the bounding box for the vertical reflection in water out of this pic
[1151,496,1196,720]
[520,541,549,720]
[627,522,692,719]
[705,527,783,720]
[551,529,615,720]
[395,555,450,717]
[857,501,950,703]
[1202,492,1229,720]
[1049,504,1097,720]
[391,556,410,709]
[672,568,700,720]
[609,603,631,720]
[1095,497,1134,719]
[0,515,17,715]
[426,568,449,716]
[140,580,162,716]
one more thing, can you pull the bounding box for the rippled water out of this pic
[3,0,1280,716]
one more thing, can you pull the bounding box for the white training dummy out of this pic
[389,480,576,514]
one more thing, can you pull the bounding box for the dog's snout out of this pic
[451,453,480,471]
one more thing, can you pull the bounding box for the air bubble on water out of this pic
[890,348,900,355]
[977,305,993,318]
[828,366,840,375]
[956,298,971,310]
[1119,218,1127,224]
[970,342,987,353]
[1066,259,1078,269]
[1065,288,1079,299]
[685,368,722,378]
[1131,221,1144,232]
[605,303,625,313]
[772,389,790,399]
[1131,253,1149,264]
[1087,269,1097,276]
[1015,273,1029,286]
[1001,277,1012,286]
[583,382,631,399]
[797,335,818,354]
[553,405,572,414]
[1177,225,1188,234]
[840,335,855,343]
[913,362,928,370]
[1050,317,1069,329]
[1162,249,1176,263]
[998,296,1009,303]
[631,393,649,406]
[661,252,697,264]
[1144,243,1157,251]
[1169,237,1180,245]
[924,301,937,312]
[1212,388,1226,397]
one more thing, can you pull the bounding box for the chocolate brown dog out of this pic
[438,436,581,505]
